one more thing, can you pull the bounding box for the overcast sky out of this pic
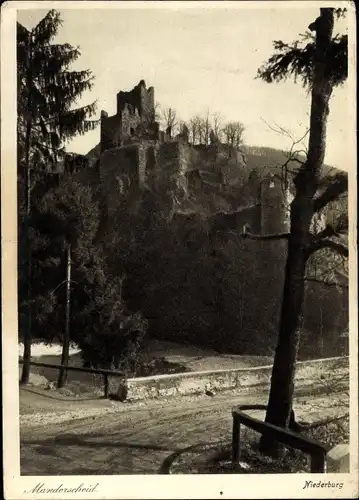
[18,4,351,170]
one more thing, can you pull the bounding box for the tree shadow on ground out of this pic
[22,433,179,453]
[21,433,185,475]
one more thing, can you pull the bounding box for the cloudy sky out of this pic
[18,3,351,170]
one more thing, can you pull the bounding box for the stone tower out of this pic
[260,173,293,235]
[100,80,157,153]
[117,79,155,120]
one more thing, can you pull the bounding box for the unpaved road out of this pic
[20,386,348,475]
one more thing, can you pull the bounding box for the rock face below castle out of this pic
[98,80,293,235]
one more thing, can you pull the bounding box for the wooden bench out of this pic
[232,404,329,473]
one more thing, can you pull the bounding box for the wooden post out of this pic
[232,415,240,463]
[104,374,109,398]
[310,451,327,473]
[58,244,71,389]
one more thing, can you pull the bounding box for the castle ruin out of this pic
[98,80,293,235]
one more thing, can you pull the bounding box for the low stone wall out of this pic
[327,444,350,473]
[112,356,348,401]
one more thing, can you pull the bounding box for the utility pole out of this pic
[57,244,71,388]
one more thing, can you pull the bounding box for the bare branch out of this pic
[316,214,348,239]
[309,238,348,257]
[261,118,309,149]
[288,157,305,166]
[162,107,178,136]
[308,413,349,429]
[295,147,309,157]
[273,121,296,142]
[222,121,245,148]
[201,110,211,145]
[241,224,289,241]
[189,116,201,144]
[314,224,338,240]
[307,243,348,286]
[212,112,223,140]
[304,277,348,289]
[261,119,309,191]
[314,171,348,212]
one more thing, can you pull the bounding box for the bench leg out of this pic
[104,374,109,398]
[310,452,327,473]
[232,417,240,463]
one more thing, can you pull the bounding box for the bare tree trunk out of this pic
[259,240,308,454]
[57,244,71,388]
[259,8,334,455]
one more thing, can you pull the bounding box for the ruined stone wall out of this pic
[99,145,141,215]
[99,132,291,232]
[116,80,154,120]
[120,105,141,142]
[145,145,157,179]
[100,112,123,153]
[101,81,156,155]
[147,86,155,115]
[155,141,191,200]
[137,141,158,186]
[100,106,142,153]
[187,144,252,204]
[99,82,291,232]
[260,174,292,235]
[209,206,261,238]
[140,84,154,120]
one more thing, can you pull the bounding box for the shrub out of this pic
[73,272,147,373]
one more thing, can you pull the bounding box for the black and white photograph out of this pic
[1,1,358,498]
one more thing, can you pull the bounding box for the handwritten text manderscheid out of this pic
[24,483,99,494]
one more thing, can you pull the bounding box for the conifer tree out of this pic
[35,175,148,379]
[34,175,101,387]
[18,10,98,384]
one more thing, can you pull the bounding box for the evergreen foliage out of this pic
[32,175,148,372]
[18,10,147,382]
[18,10,99,383]
[17,9,97,172]
[257,9,347,89]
